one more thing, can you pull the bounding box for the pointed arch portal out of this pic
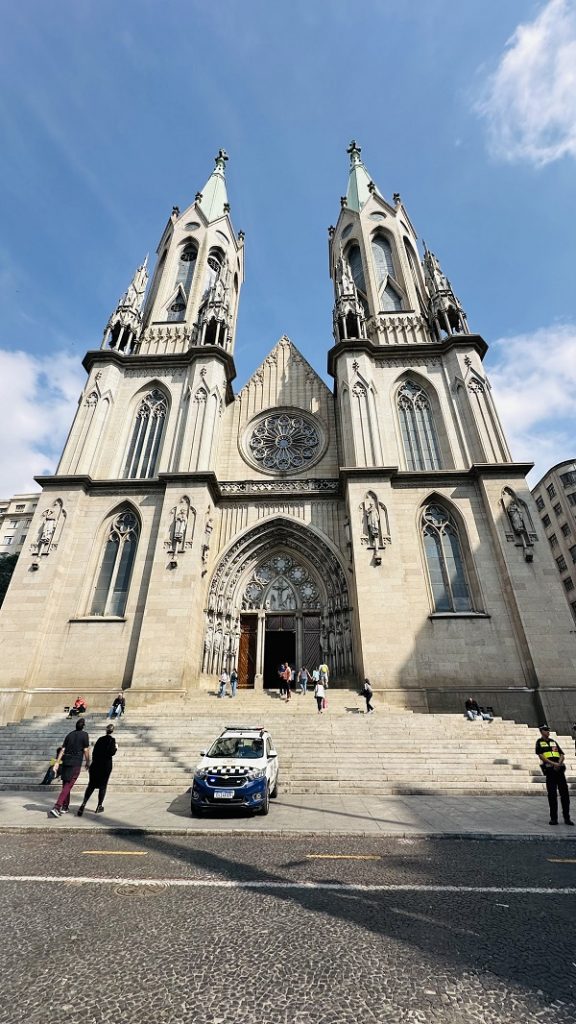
[204,518,354,688]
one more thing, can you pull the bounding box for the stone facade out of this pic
[531,460,576,625]
[1,146,575,729]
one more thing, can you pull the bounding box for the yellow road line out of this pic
[547,858,576,864]
[306,854,381,861]
[81,851,148,857]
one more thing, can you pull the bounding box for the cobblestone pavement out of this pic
[1,834,575,1024]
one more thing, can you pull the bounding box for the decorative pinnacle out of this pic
[347,140,362,165]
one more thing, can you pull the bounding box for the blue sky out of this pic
[1,0,575,493]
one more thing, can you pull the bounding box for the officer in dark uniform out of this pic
[535,724,574,826]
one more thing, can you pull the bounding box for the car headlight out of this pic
[247,768,266,781]
[194,769,209,780]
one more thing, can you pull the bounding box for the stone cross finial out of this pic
[215,149,229,168]
[195,192,203,203]
[223,202,231,213]
[347,140,362,163]
[340,196,348,208]
[393,192,401,205]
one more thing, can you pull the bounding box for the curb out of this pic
[1,825,576,841]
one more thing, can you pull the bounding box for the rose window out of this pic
[248,414,321,472]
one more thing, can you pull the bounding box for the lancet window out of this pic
[167,244,196,322]
[123,388,167,479]
[90,510,140,617]
[397,380,441,470]
[421,504,473,613]
[372,234,403,311]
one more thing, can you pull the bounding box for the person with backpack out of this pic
[361,678,374,714]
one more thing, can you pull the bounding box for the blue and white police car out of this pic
[191,725,279,816]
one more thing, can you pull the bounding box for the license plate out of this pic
[214,789,235,799]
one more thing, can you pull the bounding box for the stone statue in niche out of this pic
[201,508,214,570]
[501,489,537,563]
[359,492,391,565]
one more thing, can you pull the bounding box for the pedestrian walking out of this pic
[319,662,329,686]
[49,719,90,817]
[217,670,230,697]
[298,667,309,694]
[535,724,574,826]
[77,724,117,815]
[282,663,292,701]
[361,678,375,714]
[107,692,125,719]
[230,667,238,697]
[314,679,326,714]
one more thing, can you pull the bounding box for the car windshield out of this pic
[206,737,264,759]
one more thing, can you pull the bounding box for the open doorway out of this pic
[263,629,295,689]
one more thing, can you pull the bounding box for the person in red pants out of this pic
[49,718,91,817]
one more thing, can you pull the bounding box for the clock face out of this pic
[247,413,321,473]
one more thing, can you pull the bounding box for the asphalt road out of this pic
[1,833,575,1024]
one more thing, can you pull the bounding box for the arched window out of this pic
[167,295,187,322]
[421,504,472,612]
[372,235,395,284]
[175,244,197,293]
[123,388,167,479]
[90,509,140,616]
[372,233,403,311]
[397,380,441,470]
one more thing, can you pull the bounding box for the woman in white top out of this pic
[314,680,325,714]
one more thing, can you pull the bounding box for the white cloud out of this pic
[0,349,84,496]
[477,0,576,166]
[487,322,576,483]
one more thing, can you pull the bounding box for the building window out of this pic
[535,495,545,511]
[568,493,576,507]
[553,502,562,517]
[561,523,571,537]
[570,545,576,563]
[372,234,403,312]
[542,514,551,528]
[175,244,197,293]
[123,389,167,479]
[15,504,25,511]
[571,600,576,619]
[560,471,576,488]
[2,536,13,545]
[90,510,140,617]
[549,533,558,548]
[563,577,574,593]
[397,380,441,471]
[547,483,556,499]
[422,504,473,612]
[556,555,567,572]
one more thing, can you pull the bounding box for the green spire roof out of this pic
[346,140,376,212]
[198,149,230,222]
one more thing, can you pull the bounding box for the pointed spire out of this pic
[346,140,377,212]
[198,149,230,222]
[102,256,148,352]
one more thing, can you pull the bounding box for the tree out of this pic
[0,554,18,607]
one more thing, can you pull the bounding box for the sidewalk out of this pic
[1,788,575,838]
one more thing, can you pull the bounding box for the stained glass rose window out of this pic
[247,413,321,473]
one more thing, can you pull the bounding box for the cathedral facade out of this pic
[1,145,575,727]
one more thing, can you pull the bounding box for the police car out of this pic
[191,726,279,816]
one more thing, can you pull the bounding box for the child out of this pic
[40,747,63,785]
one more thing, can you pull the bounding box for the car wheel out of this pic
[260,783,270,815]
[270,775,279,798]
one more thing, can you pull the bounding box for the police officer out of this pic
[535,724,574,826]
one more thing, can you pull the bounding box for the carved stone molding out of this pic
[220,478,339,494]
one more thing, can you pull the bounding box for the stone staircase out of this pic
[0,688,573,796]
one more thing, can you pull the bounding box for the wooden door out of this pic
[238,616,257,688]
[302,614,321,672]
